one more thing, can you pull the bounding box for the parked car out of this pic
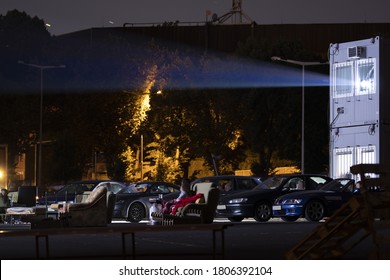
[272,178,358,222]
[191,175,262,195]
[113,181,180,223]
[37,180,126,205]
[216,174,333,222]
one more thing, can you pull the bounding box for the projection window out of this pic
[333,61,354,98]
[356,58,376,95]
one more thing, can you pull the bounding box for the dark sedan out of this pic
[216,174,333,222]
[37,180,126,205]
[272,178,357,222]
[113,181,180,223]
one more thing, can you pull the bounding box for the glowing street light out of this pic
[18,61,66,198]
[271,56,328,174]
[0,144,7,189]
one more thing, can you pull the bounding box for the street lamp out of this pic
[271,56,327,174]
[18,61,66,198]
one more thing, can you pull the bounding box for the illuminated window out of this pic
[333,145,377,179]
[356,58,376,95]
[333,61,354,98]
[333,147,354,178]
[356,145,376,165]
[333,58,377,99]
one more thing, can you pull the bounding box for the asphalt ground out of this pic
[0,218,376,260]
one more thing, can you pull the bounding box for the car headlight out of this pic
[282,199,302,205]
[228,198,248,203]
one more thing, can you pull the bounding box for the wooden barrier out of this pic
[350,163,390,259]
[286,163,390,259]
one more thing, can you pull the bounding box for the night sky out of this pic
[0,0,389,35]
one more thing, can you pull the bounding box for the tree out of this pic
[0,10,51,186]
[235,37,328,177]
[145,49,251,178]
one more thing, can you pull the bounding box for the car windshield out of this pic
[119,183,150,194]
[253,177,286,190]
[320,179,352,192]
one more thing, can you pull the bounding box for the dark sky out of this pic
[1,0,389,35]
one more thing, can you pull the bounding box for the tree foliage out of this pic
[235,37,329,176]
[0,10,330,187]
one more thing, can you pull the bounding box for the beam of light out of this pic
[162,52,329,91]
[7,33,329,95]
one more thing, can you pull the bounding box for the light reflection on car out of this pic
[216,174,332,222]
[272,178,357,222]
[113,181,180,223]
[37,180,126,205]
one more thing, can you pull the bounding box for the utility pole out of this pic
[18,61,65,200]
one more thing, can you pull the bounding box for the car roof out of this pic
[132,181,176,184]
[193,175,261,180]
[62,180,126,186]
[68,180,120,184]
[270,173,329,177]
[266,174,331,179]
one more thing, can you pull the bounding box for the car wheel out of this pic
[281,216,299,222]
[254,202,272,222]
[304,200,325,222]
[127,202,146,223]
[228,217,244,222]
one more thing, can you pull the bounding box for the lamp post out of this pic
[271,57,327,174]
[18,61,65,198]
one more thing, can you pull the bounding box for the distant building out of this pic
[60,23,390,59]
